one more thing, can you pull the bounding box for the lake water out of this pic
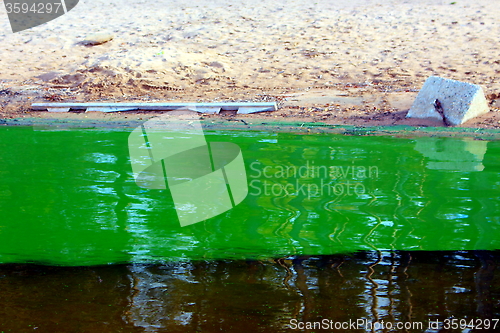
[0,125,499,331]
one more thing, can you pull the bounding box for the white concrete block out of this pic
[406,76,489,126]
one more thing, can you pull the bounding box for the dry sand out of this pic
[0,0,499,127]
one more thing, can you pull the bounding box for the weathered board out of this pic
[32,102,278,113]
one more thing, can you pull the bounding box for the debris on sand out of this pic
[81,33,115,46]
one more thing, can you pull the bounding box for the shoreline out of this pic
[6,113,500,140]
[1,84,500,129]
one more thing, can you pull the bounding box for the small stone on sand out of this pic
[82,33,115,46]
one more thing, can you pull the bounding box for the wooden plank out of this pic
[31,102,278,113]
[86,107,138,112]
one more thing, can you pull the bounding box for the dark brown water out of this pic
[1,251,499,332]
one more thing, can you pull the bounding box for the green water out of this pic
[1,126,499,265]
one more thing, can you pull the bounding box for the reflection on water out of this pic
[0,252,499,332]
[414,137,488,171]
[0,128,500,264]
[1,127,499,331]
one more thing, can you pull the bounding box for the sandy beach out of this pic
[0,0,499,127]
